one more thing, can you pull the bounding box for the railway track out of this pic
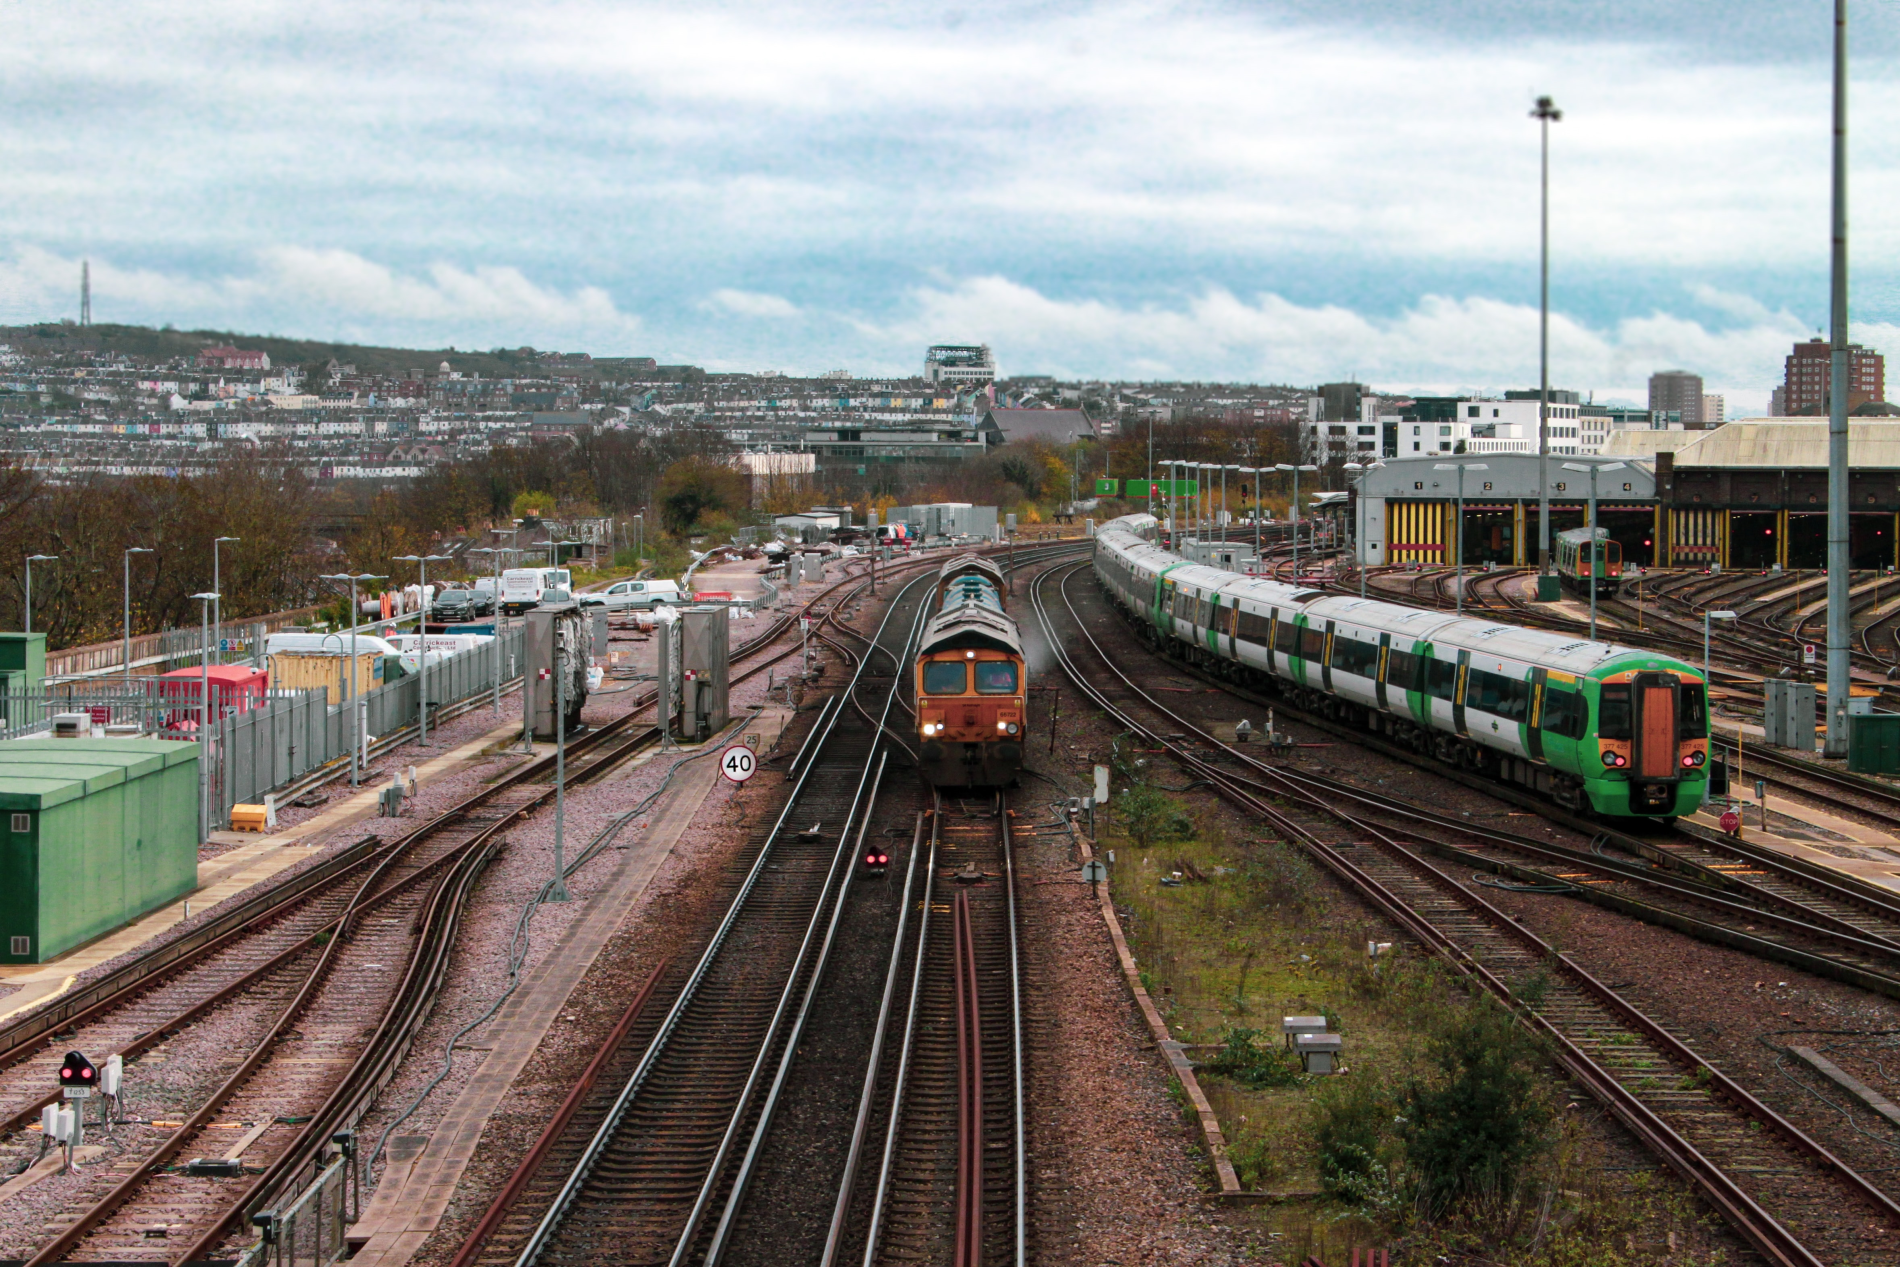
[1027,556,1900,1266]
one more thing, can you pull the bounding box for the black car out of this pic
[431,586,495,622]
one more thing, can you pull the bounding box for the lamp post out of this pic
[1562,460,1627,641]
[191,591,218,841]
[123,547,152,684]
[548,620,572,904]
[1703,610,1737,804]
[212,537,240,664]
[1274,464,1320,576]
[1434,462,1490,613]
[1532,94,1562,589]
[321,571,387,785]
[1825,0,1851,756]
[394,554,450,747]
[24,554,55,638]
[471,547,505,715]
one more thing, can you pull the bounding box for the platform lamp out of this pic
[1274,464,1320,576]
[470,547,504,715]
[25,554,55,637]
[191,591,218,840]
[1561,460,1627,641]
[122,547,153,686]
[212,537,240,664]
[1433,462,1489,613]
[394,554,450,747]
[319,571,388,785]
[1702,610,1737,805]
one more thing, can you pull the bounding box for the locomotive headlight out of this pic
[998,720,1008,732]
[1007,722,1018,734]
[923,722,937,735]
[1602,750,1618,767]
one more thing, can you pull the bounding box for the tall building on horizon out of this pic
[1649,369,1705,428]
[1783,337,1885,414]
[1701,393,1725,427]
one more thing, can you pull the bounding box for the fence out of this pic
[235,1153,353,1267]
[45,607,320,680]
[0,626,524,830]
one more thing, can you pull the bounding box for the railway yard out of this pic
[12,527,1900,1266]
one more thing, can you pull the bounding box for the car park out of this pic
[582,578,683,611]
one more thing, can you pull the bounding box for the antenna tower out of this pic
[80,261,91,327]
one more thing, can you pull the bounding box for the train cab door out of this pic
[1374,634,1391,712]
[1631,672,1681,782]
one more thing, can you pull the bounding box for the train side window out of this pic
[1424,657,1457,701]
[1237,609,1272,643]
[1331,635,1378,678]
[1679,682,1707,737]
[975,661,1018,693]
[1598,684,1632,739]
[1387,648,1417,689]
[1274,616,1299,656]
[1299,625,1326,661]
[1544,689,1586,738]
[923,662,968,694]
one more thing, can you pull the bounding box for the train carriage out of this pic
[1555,526,1623,597]
[1093,516,1706,818]
[915,555,1027,788]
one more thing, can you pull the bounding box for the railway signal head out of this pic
[59,1051,98,1089]
[858,847,890,877]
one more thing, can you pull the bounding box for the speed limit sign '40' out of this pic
[720,745,758,783]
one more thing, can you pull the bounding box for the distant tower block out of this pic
[80,260,90,327]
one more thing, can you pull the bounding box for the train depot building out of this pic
[1353,420,1900,571]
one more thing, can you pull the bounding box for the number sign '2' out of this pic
[720,745,758,784]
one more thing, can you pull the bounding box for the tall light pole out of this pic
[1703,610,1738,802]
[1532,94,1562,594]
[24,554,55,638]
[1825,0,1851,757]
[1275,463,1320,575]
[192,592,218,840]
[471,547,505,715]
[213,536,240,664]
[549,621,572,905]
[122,547,152,685]
[394,554,450,747]
[1435,462,1490,613]
[1563,460,1626,641]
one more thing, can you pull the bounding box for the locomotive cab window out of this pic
[1679,681,1707,737]
[975,661,1018,693]
[923,662,968,694]
[1598,684,1632,739]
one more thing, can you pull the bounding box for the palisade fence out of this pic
[0,627,524,830]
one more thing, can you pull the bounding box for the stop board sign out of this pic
[720,745,758,783]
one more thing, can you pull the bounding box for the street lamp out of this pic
[471,547,506,716]
[1274,464,1320,575]
[1703,610,1737,804]
[1434,462,1490,613]
[1561,460,1627,641]
[213,537,240,664]
[1343,461,1384,597]
[191,592,218,840]
[123,547,153,684]
[320,571,387,785]
[1532,93,1563,590]
[24,554,55,638]
[394,554,451,747]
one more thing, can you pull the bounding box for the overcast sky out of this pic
[3,0,1897,410]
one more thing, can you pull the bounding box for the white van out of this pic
[499,567,573,615]
[265,631,400,657]
[391,632,493,672]
[582,578,682,612]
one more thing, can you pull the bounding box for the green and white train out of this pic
[1093,514,1709,818]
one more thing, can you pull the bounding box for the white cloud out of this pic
[705,288,802,319]
[0,246,639,349]
[859,274,1814,409]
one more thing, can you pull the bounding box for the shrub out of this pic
[1205,1028,1305,1089]
[1116,783,1193,848]
[1400,1001,1552,1212]
[1313,1070,1392,1203]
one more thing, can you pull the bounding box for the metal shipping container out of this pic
[0,738,200,964]
[1849,713,1900,777]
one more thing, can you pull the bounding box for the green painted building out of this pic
[0,739,200,964]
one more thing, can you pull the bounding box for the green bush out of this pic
[1116,783,1193,848]
[1400,1001,1552,1211]
[1313,1070,1392,1203]
[1204,1027,1304,1089]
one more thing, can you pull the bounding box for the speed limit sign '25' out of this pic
[720,745,758,783]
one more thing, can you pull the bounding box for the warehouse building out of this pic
[1351,420,1900,572]
[0,738,200,964]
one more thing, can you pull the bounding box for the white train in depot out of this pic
[1091,514,1710,819]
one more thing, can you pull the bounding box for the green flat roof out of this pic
[0,740,196,809]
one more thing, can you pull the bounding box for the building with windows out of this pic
[923,345,998,385]
[1782,337,1884,414]
[1386,394,1586,458]
[1648,370,1704,428]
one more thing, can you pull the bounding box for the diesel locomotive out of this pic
[1094,514,1709,819]
[915,555,1027,787]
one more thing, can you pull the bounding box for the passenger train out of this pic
[914,555,1027,788]
[1093,515,1708,818]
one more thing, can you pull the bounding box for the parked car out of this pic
[581,578,683,611]
[431,585,495,622]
